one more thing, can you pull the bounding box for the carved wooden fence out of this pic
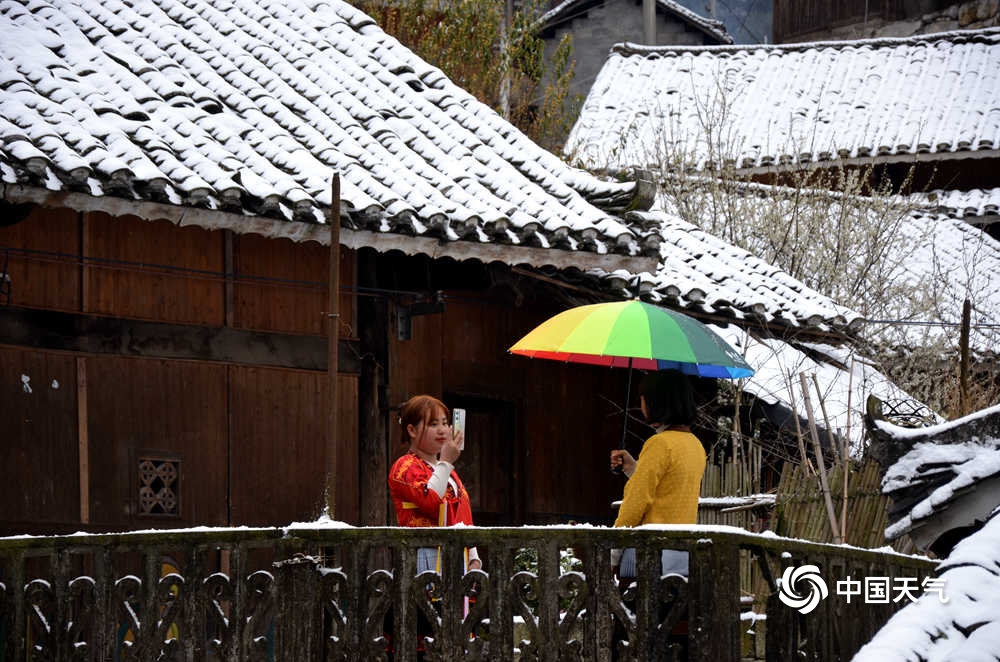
[0,526,935,661]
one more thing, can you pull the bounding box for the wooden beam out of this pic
[0,306,360,373]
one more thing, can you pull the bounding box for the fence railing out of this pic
[0,525,935,661]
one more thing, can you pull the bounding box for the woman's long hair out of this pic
[639,370,696,427]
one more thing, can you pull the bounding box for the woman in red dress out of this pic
[388,394,481,573]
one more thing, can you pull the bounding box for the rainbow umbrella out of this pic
[509,300,753,451]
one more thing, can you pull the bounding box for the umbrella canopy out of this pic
[509,300,754,379]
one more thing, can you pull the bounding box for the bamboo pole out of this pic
[842,356,855,543]
[326,173,341,517]
[812,373,840,466]
[785,372,813,474]
[799,372,842,544]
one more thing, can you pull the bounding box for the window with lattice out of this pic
[137,456,180,517]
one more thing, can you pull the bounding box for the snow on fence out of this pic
[0,526,934,661]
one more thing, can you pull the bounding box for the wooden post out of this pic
[274,555,324,660]
[688,538,740,661]
[799,373,842,544]
[77,357,89,524]
[327,174,341,517]
[959,297,971,415]
[642,0,655,43]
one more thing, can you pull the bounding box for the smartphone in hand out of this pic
[452,408,466,450]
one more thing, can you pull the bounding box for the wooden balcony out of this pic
[0,525,934,661]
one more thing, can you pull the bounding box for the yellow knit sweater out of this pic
[614,429,706,527]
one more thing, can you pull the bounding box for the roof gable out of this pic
[566,28,1000,172]
[868,401,1000,545]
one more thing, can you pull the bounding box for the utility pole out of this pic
[500,0,513,118]
[643,0,655,44]
[326,173,341,517]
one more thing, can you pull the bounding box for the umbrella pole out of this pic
[620,357,633,450]
[611,358,633,476]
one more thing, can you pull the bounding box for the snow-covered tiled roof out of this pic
[565,28,1000,172]
[915,187,1000,224]
[853,507,1000,662]
[0,0,660,271]
[540,0,732,44]
[592,210,861,332]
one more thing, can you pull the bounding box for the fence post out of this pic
[274,554,324,660]
[688,538,740,662]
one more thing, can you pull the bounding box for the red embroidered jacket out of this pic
[388,452,474,528]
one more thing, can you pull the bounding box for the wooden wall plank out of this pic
[357,249,390,526]
[229,367,359,525]
[84,213,225,325]
[233,235,355,337]
[77,357,89,524]
[0,207,80,311]
[0,347,79,535]
[522,359,627,524]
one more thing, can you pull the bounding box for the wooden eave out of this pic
[3,184,658,275]
[731,148,1000,178]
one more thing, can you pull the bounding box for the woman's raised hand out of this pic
[440,428,463,464]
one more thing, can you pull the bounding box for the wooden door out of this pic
[446,395,519,526]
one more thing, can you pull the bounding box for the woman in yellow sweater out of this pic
[610,370,706,578]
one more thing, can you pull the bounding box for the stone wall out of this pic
[544,0,719,109]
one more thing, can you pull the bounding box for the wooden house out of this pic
[773,0,1000,44]
[538,0,730,114]
[565,28,1000,207]
[0,0,904,537]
